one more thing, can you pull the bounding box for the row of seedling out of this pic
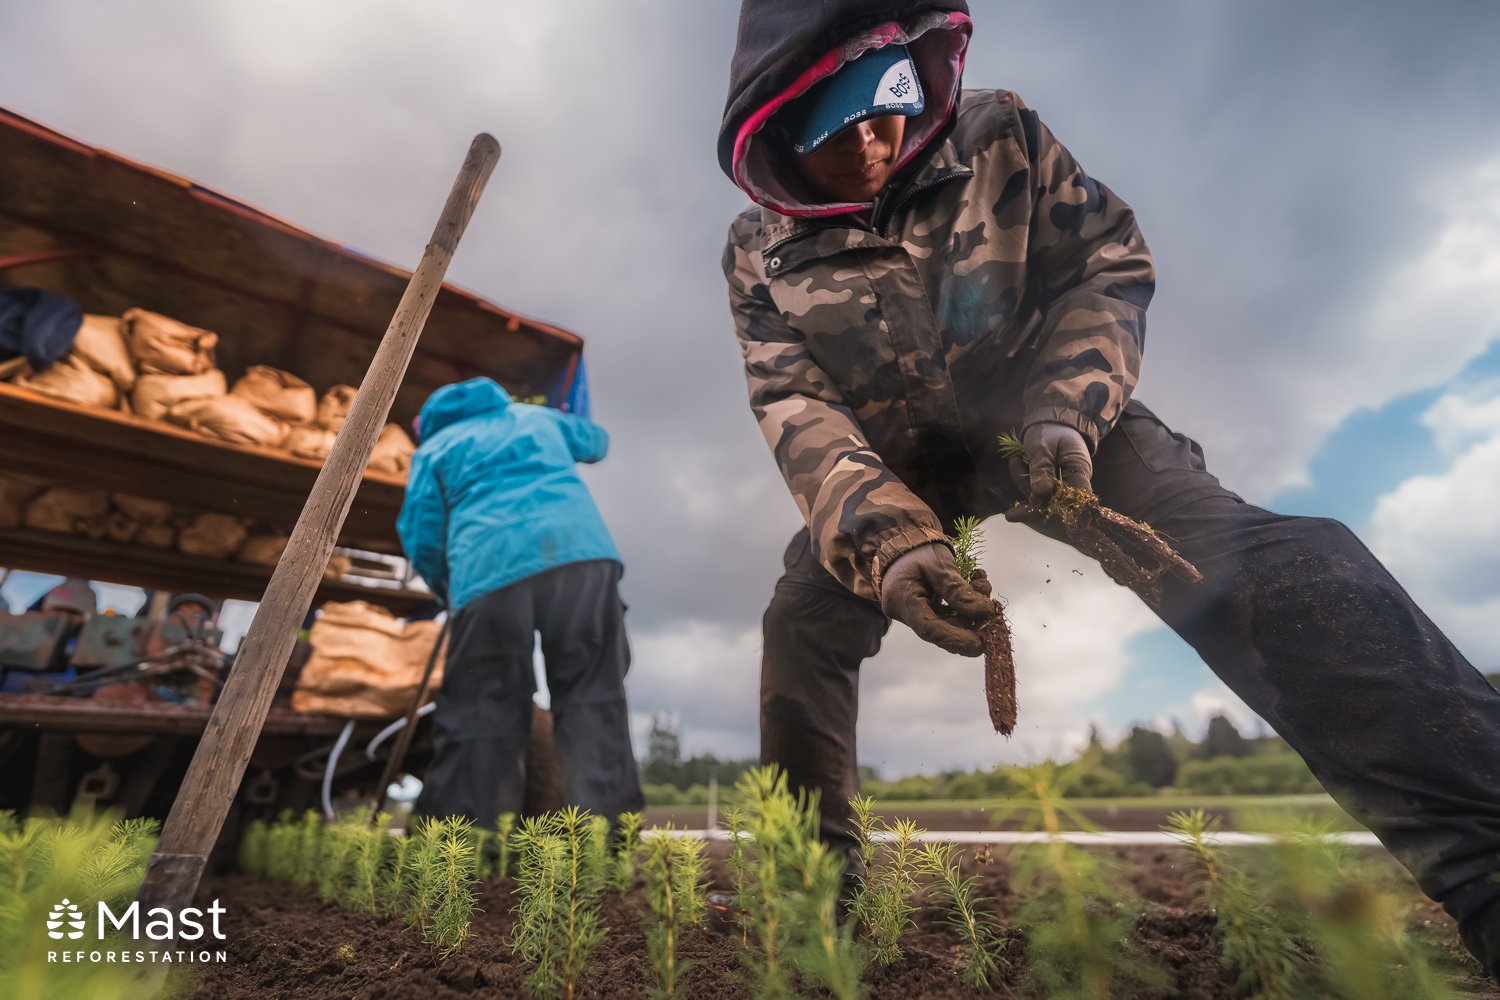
[237,763,1468,999]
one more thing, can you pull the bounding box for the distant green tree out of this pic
[1199,714,1252,759]
[642,715,683,786]
[1486,672,1499,692]
[1176,752,1321,795]
[1123,727,1178,788]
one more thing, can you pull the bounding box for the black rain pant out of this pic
[760,401,1500,979]
[416,559,644,824]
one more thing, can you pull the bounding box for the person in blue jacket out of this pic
[397,376,644,822]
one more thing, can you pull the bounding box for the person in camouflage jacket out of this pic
[718,0,1500,979]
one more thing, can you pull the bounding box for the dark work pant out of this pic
[760,401,1500,978]
[416,559,645,824]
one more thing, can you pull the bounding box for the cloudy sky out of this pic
[3,1,1497,777]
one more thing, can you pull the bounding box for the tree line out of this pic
[641,673,1500,805]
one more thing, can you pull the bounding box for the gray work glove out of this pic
[879,543,996,656]
[1009,421,1093,506]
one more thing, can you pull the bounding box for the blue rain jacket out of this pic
[396,377,620,610]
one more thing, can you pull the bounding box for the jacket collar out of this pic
[757,137,973,264]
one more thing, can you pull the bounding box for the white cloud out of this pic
[1368,380,1500,664]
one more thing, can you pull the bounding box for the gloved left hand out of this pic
[1010,421,1093,505]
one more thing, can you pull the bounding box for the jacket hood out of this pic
[718,0,970,218]
[418,377,511,440]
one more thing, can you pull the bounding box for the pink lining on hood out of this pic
[731,11,971,219]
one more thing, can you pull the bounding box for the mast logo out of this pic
[46,899,87,940]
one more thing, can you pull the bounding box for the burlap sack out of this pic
[111,494,173,524]
[13,354,119,409]
[285,424,336,460]
[0,473,48,530]
[71,315,136,392]
[176,512,251,559]
[368,423,415,476]
[132,369,227,419]
[23,487,110,535]
[135,523,177,549]
[315,384,358,431]
[168,395,288,448]
[231,366,316,424]
[122,308,218,375]
[237,533,289,566]
[291,601,445,718]
[104,510,140,544]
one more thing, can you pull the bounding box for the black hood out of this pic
[717,0,972,214]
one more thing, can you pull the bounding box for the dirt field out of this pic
[193,843,1497,999]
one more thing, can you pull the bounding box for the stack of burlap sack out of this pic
[0,473,350,577]
[5,309,414,477]
[291,600,445,717]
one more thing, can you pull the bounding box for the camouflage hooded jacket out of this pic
[718,0,1155,601]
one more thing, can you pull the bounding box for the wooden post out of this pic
[134,134,500,914]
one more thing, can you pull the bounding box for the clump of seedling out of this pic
[510,807,609,999]
[950,514,1017,734]
[0,810,165,999]
[1005,761,1166,999]
[341,811,390,915]
[849,794,924,966]
[999,430,1203,607]
[917,840,1009,989]
[729,766,864,999]
[641,827,708,998]
[1164,808,1306,998]
[398,816,482,954]
[1255,817,1455,1000]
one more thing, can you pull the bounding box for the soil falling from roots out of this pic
[980,602,1016,736]
[1021,484,1204,608]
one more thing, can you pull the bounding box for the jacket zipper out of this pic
[876,167,973,238]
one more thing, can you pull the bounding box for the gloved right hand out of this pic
[879,543,996,656]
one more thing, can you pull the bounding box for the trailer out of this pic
[0,106,570,826]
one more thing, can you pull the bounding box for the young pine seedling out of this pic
[496,811,517,879]
[949,515,1018,735]
[1005,761,1166,1000]
[341,812,390,915]
[237,818,269,877]
[787,835,865,1000]
[510,809,608,1000]
[642,829,709,999]
[426,817,480,956]
[729,766,867,999]
[377,831,412,918]
[512,817,567,998]
[849,793,924,966]
[293,809,322,888]
[917,841,1008,990]
[1164,809,1306,999]
[612,811,644,894]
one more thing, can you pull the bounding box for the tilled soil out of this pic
[192,846,1497,999]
